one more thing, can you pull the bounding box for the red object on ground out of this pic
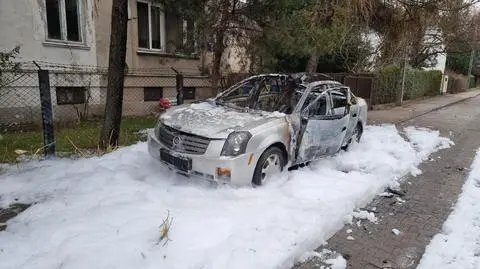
[159,98,172,110]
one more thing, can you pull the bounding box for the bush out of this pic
[404,69,442,99]
[373,66,402,104]
[373,66,443,105]
[469,75,476,89]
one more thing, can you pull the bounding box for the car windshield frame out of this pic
[213,75,300,114]
[212,75,345,115]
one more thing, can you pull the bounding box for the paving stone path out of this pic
[293,95,480,269]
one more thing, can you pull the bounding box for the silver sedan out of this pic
[148,73,368,186]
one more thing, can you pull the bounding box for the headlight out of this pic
[154,120,162,138]
[221,131,252,156]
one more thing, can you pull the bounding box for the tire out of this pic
[252,147,286,186]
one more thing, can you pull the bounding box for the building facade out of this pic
[94,0,213,116]
[0,0,220,128]
[0,0,102,127]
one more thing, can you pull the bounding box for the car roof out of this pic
[290,72,335,83]
[306,80,343,88]
[232,73,345,90]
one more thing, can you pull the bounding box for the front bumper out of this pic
[147,131,256,186]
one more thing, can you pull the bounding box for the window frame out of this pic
[301,87,331,118]
[143,87,164,102]
[44,0,86,45]
[182,87,196,100]
[55,86,87,105]
[329,87,350,116]
[181,19,198,53]
[137,0,166,52]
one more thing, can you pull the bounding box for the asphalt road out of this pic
[293,95,480,269]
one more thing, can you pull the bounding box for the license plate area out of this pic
[160,148,192,172]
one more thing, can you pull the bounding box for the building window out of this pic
[56,87,86,105]
[137,1,166,51]
[45,0,83,43]
[182,87,196,100]
[144,87,163,101]
[180,19,197,53]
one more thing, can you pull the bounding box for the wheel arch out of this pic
[251,141,288,186]
[357,119,364,131]
[265,142,288,163]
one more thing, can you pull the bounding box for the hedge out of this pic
[373,66,443,105]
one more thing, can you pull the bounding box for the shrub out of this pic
[373,66,443,105]
[404,69,442,99]
[373,65,402,104]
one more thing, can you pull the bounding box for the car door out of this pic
[345,89,360,139]
[330,87,357,142]
[296,91,349,162]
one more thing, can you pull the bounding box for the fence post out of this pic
[171,67,184,105]
[369,78,377,109]
[176,73,184,105]
[37,68,56,159]
[397,50,408,106]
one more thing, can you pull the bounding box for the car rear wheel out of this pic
[252,147,286,186]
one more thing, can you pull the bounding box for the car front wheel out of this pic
[252,147,286,186]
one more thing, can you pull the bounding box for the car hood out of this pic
[159,101,286,139]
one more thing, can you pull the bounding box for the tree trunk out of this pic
[306,53,319,73]
[210,0,232,93]
[211,30,225,93]
[99,0,128,150]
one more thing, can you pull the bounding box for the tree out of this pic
[0,46,21,87]
[167,0,281,89]
[257,0,375,73]
[99,0,129,150]
[370,0,480,68]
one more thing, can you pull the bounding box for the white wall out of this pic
[0,0,97,66]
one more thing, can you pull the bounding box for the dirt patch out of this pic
[0,203,31,231]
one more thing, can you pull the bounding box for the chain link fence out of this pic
[0,63,213,129]
[0,62,213,162]
[0,67,42,131]
[0,63,452,162]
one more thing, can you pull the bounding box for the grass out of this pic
[0,116,157,163]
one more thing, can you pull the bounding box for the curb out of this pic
[394,92,480,124]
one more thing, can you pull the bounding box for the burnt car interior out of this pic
[216,73,356,118]
[216,75,300,113]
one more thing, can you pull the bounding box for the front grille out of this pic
[157,124,211,154]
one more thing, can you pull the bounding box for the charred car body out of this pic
[148,73,368,186]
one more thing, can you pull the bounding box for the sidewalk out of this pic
[292,92,480,269]
[367,89,480,125]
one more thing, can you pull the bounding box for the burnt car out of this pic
[147,73,368,186]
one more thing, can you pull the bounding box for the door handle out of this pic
[342,127,346,132]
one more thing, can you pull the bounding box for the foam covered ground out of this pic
[0,124,453,269]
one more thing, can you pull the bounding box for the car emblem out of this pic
[172,136,182,146]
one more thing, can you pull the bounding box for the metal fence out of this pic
[218,72,377,107]
[0,62,213,131]
[0,62,214,160]
[325,73,375,106]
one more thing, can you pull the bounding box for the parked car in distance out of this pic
[147,73,368,186]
